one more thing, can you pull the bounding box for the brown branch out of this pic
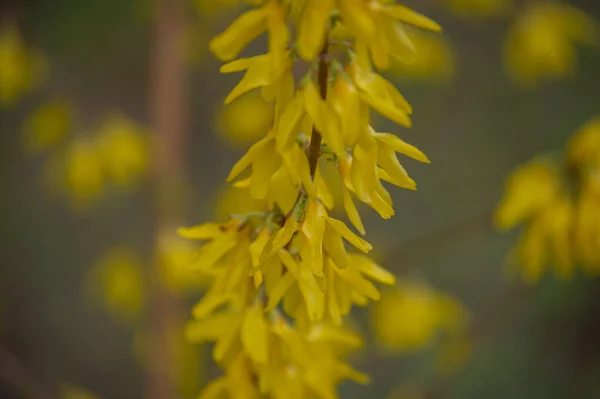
[147,0,188,398]
[307,40,330,178]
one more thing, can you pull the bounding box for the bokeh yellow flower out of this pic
[0,25,46,107]
[216,91,273,147]
[87,247,146,324]
[372,281,468,354]
[96,114,150,188]
[212,183,265,221]
[444,0,513,18]
[504,2,597,85]
[22,99,72,153]
[63,137,106,210]
[388,27,455,83]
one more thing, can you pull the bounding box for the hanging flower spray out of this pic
[180,1,441,397]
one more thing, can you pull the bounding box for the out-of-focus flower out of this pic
[372,281,469,354]
[61,385,100,399]
[444,0,513,18]
[495,158,575,281]
[0,25,46,107]
[158,234,211,293]
[494,158,561,231]
[87,247,146,324]
[96,114,150,188]
[388,27,455,84]
[504,2,597,86]
[63,137,106,209]
[216,91,273,147]
[22,99,72,153]
[496,118,600,281]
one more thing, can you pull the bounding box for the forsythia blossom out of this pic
[495,116,600,282]
[504,1,597,85]
[181,1,441,397]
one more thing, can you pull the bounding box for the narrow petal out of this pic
[241,302,269,364]
[177,223,223,239]
[209,9,268,61]
[227,135,272,182]
[382,5,442,32]
[326,217,372,253]
[375,132,430,163]
[296,0,335,60]
[225,55,276,104]
[349,254,396,285]
[342,186,366,235]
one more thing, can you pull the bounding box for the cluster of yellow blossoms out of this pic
[180,1,441,397]
[23,107,150,210]
[496,117,600,282]
[504,1,597,85]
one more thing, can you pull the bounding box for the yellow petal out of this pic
[249,141,280,199]
[265,271,295,312]
[277,92,305,151]
[301,200,327,273]
[296,0,335,60]
[191,294,230,319]
[209,8,268,61]
[375,132,430,163]
[338,0,376,40]
[269,216,300,257]
[241,302,269,364]
[326,217,372,253]
[220,55,262,73]
[323,226,349,268]
[224,55,277,104]
[377,145,417,189]
[382,4,442,32]
[342,186,366,235]
[315,166,334,209]
[227,135,272,182]
[177,223,223,239]
[349,254,395,285]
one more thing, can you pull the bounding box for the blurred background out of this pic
[2,0,600,398]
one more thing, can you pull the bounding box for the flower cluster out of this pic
[504,1,597,85]
[181,1,441,397]
[495,116,600,282]
[25,110,150,210]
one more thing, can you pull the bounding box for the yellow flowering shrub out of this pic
[504,1,597,86]
[179,1,442,397]
[496,116,600,282]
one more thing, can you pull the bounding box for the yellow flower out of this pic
[372,282,469,353]
[444,0,513,18]
[87,247,146,323]
[388,28,455,83]
[63,137,106,210]
[0,25,46,107]
[217,91,273,146]
[96,114,150,188]
[505,2,598,85]
[567,116,600,169]
[494,158,561,230]
[22,99,72,153]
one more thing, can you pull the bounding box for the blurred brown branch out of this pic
[147,0,189,398]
